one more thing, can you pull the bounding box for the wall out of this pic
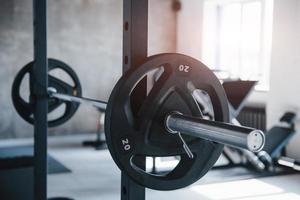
[176,0,204,60]
[267,0,300,159]
[149,0,177,55]
[0,0,176,138]
[0,0,34,138]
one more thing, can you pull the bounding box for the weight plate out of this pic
[12,58,82,127]
[105,53,230,190]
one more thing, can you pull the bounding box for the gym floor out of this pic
[2,134,299,200]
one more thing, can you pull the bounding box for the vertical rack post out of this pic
[32,0,48,199]
[122,0,148,200]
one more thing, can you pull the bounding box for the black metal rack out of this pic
[32,0,48,199]
[121,1,148,199]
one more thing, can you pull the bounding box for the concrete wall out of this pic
[149,0,177,55]
[267,0,300,159]
[176,0,204,60]
[0,0,176,138]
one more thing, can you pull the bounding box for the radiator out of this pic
[236,104,266,131]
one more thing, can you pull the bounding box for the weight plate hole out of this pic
[20,73,30,102]
[190,85,215,120]
[49,68,76,87]
[130,155,181,176]
[48,104,66,120]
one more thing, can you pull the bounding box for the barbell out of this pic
[12,54,265,190]
[39,88,265,152]
[104,53,265,190]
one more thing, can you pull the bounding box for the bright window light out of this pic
[202,0,273,91]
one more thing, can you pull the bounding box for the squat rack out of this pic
[32,0,148,199]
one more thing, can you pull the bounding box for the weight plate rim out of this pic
[11,58,82,127]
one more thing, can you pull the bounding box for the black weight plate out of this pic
[105,53,230,190]
[12,58,82,127]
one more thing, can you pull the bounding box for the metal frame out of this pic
[32,0,48,200]
[122,0,148,200]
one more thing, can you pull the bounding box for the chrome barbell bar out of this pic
[47,87,107,111]
[165,112,265,152]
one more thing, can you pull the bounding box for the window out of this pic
[202,0,273,90]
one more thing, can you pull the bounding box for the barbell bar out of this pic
[48,87,107,111]
[165,112,265,152]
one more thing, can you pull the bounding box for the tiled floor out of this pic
[2,134,300,200]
